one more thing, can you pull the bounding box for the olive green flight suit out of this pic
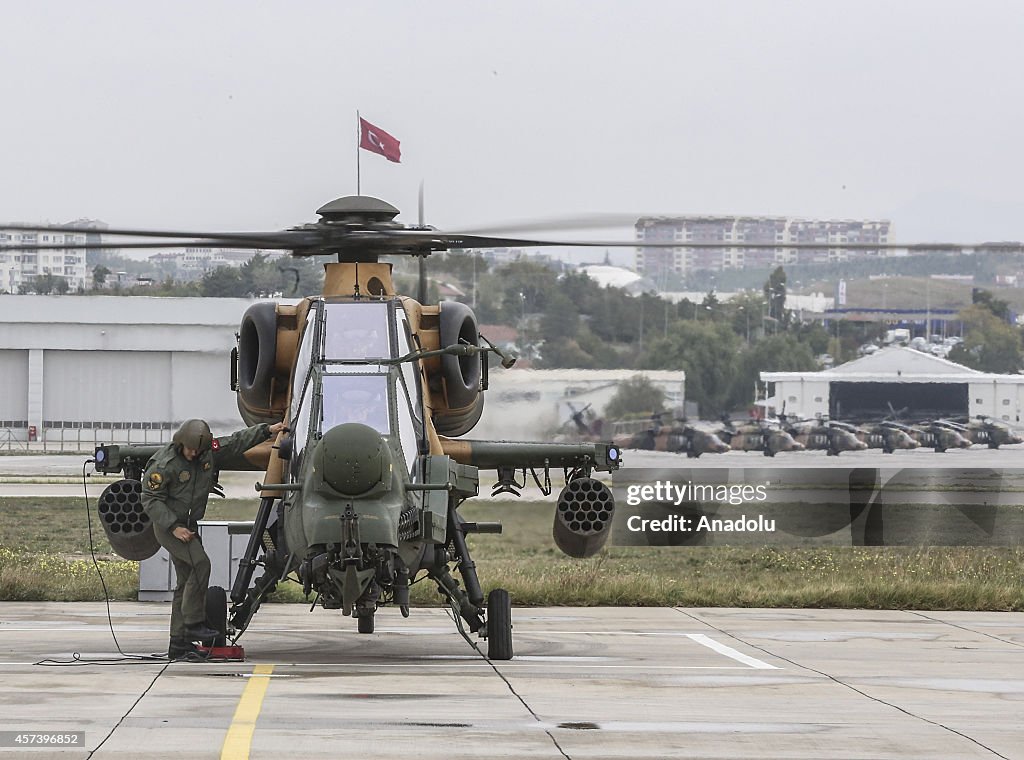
[141,423,272,638]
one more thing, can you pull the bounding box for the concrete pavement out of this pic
[0,604,1021,759]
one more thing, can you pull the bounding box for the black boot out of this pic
[183,623,220,645]
[168,637,205,661]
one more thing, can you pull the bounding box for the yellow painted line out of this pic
[220,664,275,760]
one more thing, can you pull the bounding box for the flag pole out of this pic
[356,110,361,195]
[417,180,427,303]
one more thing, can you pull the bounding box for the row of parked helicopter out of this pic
[560,405,1024,457]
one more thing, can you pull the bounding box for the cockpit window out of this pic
[321,374,390,434]
[323,303,392,360]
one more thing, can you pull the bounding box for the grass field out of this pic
[1,497,1022,610]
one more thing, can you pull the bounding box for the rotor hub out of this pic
[316,196,400,224]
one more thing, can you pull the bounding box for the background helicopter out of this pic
[827,419,921,453]
[776,411,868,456]
[609,412,732,458]
[714,414,804,457]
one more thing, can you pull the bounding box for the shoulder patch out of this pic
[203,461,211,471]
[147,472,164,490]
[211,438,221,451]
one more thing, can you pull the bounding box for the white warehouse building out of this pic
[475,368,685,441]
[0,295,260,449]
[762,347,1024,423]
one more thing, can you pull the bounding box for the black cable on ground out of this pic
[85,660,171,758]
[34,461,166,667]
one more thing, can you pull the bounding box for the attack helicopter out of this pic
[714,415,804,456]
[776,412,867,456]
[6,195,665,660]
[9,197,1022,655]
[827,419,921,453]
[934,417,1024,449]
[610,413,731,458]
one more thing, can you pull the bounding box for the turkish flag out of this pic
[359,118,401,163]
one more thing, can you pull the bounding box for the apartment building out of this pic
[635,216,891,276]
[0,219,102,292]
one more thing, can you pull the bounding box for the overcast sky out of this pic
[3,0,1024,246]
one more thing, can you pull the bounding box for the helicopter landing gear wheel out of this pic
[205,586,228,647]
[357,611,375,634]
[486,589,513,660]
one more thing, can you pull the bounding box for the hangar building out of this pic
[0,295,260,449]
[762,347,1024,423]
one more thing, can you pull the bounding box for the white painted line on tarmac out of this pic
[0,626,773,639]
[418,654,614,661]
[686,634,779,669]
[0,627,166,632]
[0,662,757,670]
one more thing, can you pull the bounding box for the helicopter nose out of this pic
[318,423,393,497]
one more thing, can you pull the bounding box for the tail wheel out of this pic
[486,589,513,660]
[357,611,375,634]
[205,586,228,647]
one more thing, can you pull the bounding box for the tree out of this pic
[92,265,111,287]
[640,321,740,416]
[763,266,787,329]
[431,251,489,283]
[539,291,580,342]
[54,276,69,295]
[474,259,561,324]
[948,304,1022,373]
[604,375,666,419]
[972,288,1012,322]
[240,254,280,297]
[726,291,767,343]
[200,266,246,297]
[726,334,818,411]
[282,257,325,296]
[30,273,57,294]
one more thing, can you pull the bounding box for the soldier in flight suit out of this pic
[142,418,285,660]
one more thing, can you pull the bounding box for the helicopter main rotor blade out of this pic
[374,229,670,250]
[1,222,300,245]
[0,239,297,252]
[7,232,1022,254]
[458,212,644,235]
[7,216,1023,257]
[380,229,1024,252]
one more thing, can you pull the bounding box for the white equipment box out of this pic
[139,521,254,601]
